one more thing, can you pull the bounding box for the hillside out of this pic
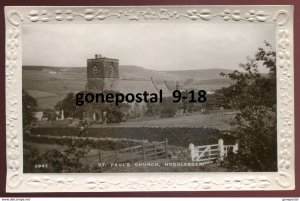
[22,65,234,109]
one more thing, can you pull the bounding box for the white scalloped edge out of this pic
[5,6,294,192]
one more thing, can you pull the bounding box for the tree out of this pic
[43,108,58,126]
[105,108,124,123]
[84,90,129,123]
[145,102,159,117]
[22,90,38,126]
[24,139,91,173]
[217,42,277,171]
[55,92,83,118]
[44,139,90,172]
[159,97,178,117]
[184,78,194,85]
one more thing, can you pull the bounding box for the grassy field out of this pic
[35,111,234,130]
[23,69,86,109]
[115,111,234,130]
[24,141,65,153]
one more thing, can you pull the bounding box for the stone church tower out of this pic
[85,54,119,92]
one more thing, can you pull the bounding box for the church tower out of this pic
[85,54,119,92]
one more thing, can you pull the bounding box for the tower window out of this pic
[94,65,98,75]
[109,65,114,76]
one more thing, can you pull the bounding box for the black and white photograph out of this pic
[5,6,294,192]
[22,21,277,173]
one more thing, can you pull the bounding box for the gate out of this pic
[189,139,238,164]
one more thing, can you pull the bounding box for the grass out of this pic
[24,141,64,152]
[23,69,86,109]
[90,111,235,130]
[26,89,59,98]
[33,111,233,128]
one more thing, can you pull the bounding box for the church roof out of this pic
[115,79,171,97]
[151,80,172,96]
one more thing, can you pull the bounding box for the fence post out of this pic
[165,138,168,159]
[218,139,224,161]
[98,150,103,172]
[189,143,195,162]
[142,141,146,161]
[233,140,239,154]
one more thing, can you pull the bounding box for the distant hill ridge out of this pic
[23,65,233,80]
[23,66,85,72]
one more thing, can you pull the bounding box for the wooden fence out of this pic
[189,139,238,164]
[84,138,168,168]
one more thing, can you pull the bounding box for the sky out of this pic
[22,22,275,71]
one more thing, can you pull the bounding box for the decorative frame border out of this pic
[5,6,294,192]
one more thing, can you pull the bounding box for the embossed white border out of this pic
[5,6,294,192]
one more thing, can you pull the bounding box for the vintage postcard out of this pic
[5,5,294,192]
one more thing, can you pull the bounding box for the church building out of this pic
[85,54,119,92]
[84,54,173,122]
